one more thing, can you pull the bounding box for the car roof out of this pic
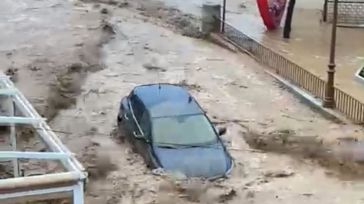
[132,84,204,118]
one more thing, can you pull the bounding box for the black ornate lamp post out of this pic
[323,0,338,108]
[222,0,226,33]
[323,0,329,22]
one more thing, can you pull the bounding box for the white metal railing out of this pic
[0,73,86,203]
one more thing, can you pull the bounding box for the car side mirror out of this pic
[217,127,227,136]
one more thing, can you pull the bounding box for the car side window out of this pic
[140,112,151,137]
[130,95,144,122]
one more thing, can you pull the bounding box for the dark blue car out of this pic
[117,84,233,179]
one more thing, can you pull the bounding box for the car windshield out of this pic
[152,114,217,146]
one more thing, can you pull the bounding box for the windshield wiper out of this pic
[155,141,217,149]
[157,145,177,149]
[155,143,179,149]
[180,141,218,148]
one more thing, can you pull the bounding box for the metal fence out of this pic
[334,88,364,122]
[325,0,364,25]
[219,20,364,123]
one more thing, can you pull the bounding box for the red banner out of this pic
[257,0,287,30]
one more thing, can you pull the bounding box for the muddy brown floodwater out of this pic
[52,1,364,204]
[0,0,113,120]
[2,0,364,204]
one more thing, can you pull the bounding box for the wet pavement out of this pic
[227,1,364,102]
[236,10,364,103]
[162,0,364,102]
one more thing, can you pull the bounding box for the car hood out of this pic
[153,143,231,178]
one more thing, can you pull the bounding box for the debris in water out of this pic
[239,3,247,8]
[102,21,116,34]
[264,169,295,178]
[152,168,166,176]
[5,67,18,82]
[67,62,85,73]
[229,81,249,89]
[143,44,153,51]
[178,80,202,92]
[101,8,109,14]
[118,1,129,8]
[143,63,167,72]
[107,0,118,5]
[28,65,41,71]
[75,42,84,47]
[218,189,237,203]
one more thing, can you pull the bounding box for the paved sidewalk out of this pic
[225,4,364,103]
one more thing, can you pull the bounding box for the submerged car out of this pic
[117,84,233,179]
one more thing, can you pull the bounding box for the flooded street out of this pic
[0,0,108,119]
[51,1,364,204]
[1,0,364,203]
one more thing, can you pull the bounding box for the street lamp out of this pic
[323,0,338,108]
[222,0,226,33]
[323,0,328,22]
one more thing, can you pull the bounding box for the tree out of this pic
[283,0,296,39]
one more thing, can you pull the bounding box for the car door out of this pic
[138,111,156,168]
[125,94,155,167]
[119,93,142,143]
[128,95,149,150]
[129,95,144,136]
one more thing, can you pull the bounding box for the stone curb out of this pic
[208,33,238,53]
[264,69,348,123]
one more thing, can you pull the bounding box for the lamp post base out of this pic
[323,98,335,108]
[323,64,336,108]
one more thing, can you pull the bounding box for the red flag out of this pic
[257,0,287,30]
